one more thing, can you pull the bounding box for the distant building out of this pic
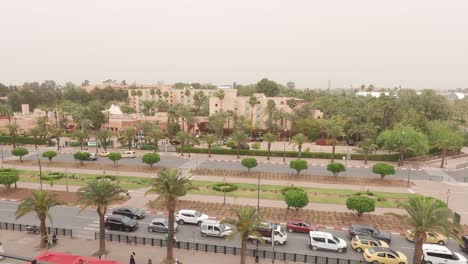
[355,91,391,97]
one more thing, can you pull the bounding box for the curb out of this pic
[0,198,18,202]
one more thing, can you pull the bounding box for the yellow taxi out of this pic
[351,235,389,252]
[405,230,448,245]
[98,151,110,157]
[364,247,408,264]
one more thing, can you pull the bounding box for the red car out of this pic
[286,220,317,233]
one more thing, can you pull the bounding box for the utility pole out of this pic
[38,157,43,190]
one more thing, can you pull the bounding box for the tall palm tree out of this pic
[202,134,218,158]
[399,196,460,264]
[119,127,136,150]
[324,122,345,163]
[77,180,126,255]
[145,169,197,262]
[176,105,192,132]
[96,129,114,151]
[231,130,248,159]
[221,207,263,264]
[147,127,164,152]
[248,96,258,138]
[208,112,227,139]
[216,90,225,110]
[15,190,62,248]
[30,126,43,150]
[292,133,308,159]
[0,104,13,123]
[358,138,379,164]
[176,131,189,157]
[72,130,88,150]
[50,127,64,151]
[263,132,278,160]
[264,99,277,132]
[7,123,18,148]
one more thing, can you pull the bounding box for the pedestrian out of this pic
[129,252,135,264]
[147,258,152,264]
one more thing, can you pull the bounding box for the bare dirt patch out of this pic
[190,168,414,188]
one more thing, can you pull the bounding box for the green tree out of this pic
[248,95,258,138]
[208,111,227,139]
[357,138,378,164]
[291,133,308,158]
[372,163,396,180]
[427,121,464,168]
[176,131,189,157]
[30,126,43,150]
[377,124,429,166]
[399,196,460,264]
[216,90,225,110]
[119,127,136,151]
[142,152,160,167]
[7,123,18,148]
[323,120,345,163]
[145,169,197,263]
[289,159,308,175]
[327,162,345,177]
[73,151,90,166]
[231,130,248,158]
[221,207,263,264]
[146,127,164,152]
[77,180,126,255]
[263,132,278,160]
[50,127,64,151]
[0,172,19,190]
[241,158,258,173]
[256,78,280,97]
[72,130,89,150]
[202,134,218,158]
[15,190,62,248]
[11,147,29,163]
[108,152,122,167]
[0,104,13,123]
[42,150,57,165]
[284,189,309,210]
[264,99,277,132]
[96,129,113,151]
[346,196,375,217]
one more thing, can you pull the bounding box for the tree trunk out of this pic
[208,145,212,158]
[440,149,446,168]
[331,142,336,163]
[413,231,425,264]
[56,137,60,151]
[39,216,47,248]
[167,201,176,262]
[298,145,302,159]
[98,210,106,255]
[128,139,132,151]
[267,143,271,160]
[240,234,248,264]
[34,136,38,150]
[399,151,404,167]
[237,145,240,159]
[364,151,369,165]
[80,141,83,150]
[250,111,254,138]
[180,144,184,157]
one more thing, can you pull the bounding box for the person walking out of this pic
[129,252,136,264]
[146,258,152,264]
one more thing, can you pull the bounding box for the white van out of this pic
[249,222,287,245]
[122,151,136,158]
[200,220,232,238]
[422,244,467,264]
[309,231,347,253]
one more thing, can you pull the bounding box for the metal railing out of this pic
[95,233,365,264]
[455,162,468,170]
[0,221,73,238]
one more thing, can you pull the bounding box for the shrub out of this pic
[108,152,122,166]
[140,144,155,150]
[42,150,57,164]
[372,163,396,180]
[11,147,29,162]
[304,147,311,153]
[289,159,308,175]
[212,183,238,192]
[41,172,65,181]
[142,152,160,167]
[69,141,81,147]
[241,158,258,173]
[251,142,261,150]
[280,186,304,196]
[327,162,345,177]
[73,151,90,165]
[0,136,47,145]
[346,196,375,217]
[0,169,20,189]
[284,189,309,210]
[96,175,117,181]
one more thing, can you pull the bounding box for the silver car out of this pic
[148,217,178,233]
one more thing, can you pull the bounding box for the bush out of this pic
[108,152,122,166]
[69,142,81,147]
[42,150,58,164]
[346,196,375,216]
[251,142,261,150]
[289,159,308,175]
[41,172,65,181]
[96,175,117,181]
[212,183,238,192]
[73,151,90,165]
[241,158,258,172]
[285,189,309,210]
[372,163,396,180]
[327,163,345,177]
[140,144,155,150]
[353,190,375,197]
[0,169,20,189]
[280,186,304,196]
[141,152,160,167]
[11,147,29,162]
[0,136,47,145]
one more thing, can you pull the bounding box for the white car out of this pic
[201,220,232,238]
[0,241,4,260]
[122,151,136,158]
[422,244,467,264]
[176,209,209,226]
[309,231,347,253]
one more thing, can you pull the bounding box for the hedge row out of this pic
[176,147,400,162]
[0,136,47,145]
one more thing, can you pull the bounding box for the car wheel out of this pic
[105,225,111,230]
[197,221,202,226]
[424,261,432,264]
[274,241,279,246]
[356,247,362,253]
[178,219,184,225]
[148,227,153,232]
[311,246,318,251]
[202,233,207,237]
[125,227,130,232]
[337,248,344,253]
[437,240,445,245]
[372,261,379,264]
[287,228,293,233]
[133,215,138,220]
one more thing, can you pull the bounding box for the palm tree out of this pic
[221,207,263,264]
[358,138,379,164]
[265,99,277,132]
[399,196,460,264]
[263,132,278,160]
[177,105,192,132]
[96,129,114,151]
[50,127,64,151]
[202,134,218,158]
[72,130,88,150]
[0,104,13,123]
[15,190,62,248]
[120,127,136,150]
[145,169,197,262]
[248,96,258,138]
[147,127,164,152]
[176,131,189,157]
[208,112,227,139]
[231,130,248,159]
[7,123,18,148]
[292,133,308,159]
[30,126,43,150]
[324,122,345,163]
[77,180,126,255]
[216,90,225,110]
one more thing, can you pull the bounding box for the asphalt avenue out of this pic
[0,201,463,262]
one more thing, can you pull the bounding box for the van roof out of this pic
[202,220,219,225]
[309,231,334,239]
[423,244,452,254]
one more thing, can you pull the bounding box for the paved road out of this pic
[0,201,463,262]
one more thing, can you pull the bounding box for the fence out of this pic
[95,233,365,264]
[0,221,73,238]
[456,162,468,170]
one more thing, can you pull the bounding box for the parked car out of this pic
[250,222,287,245]
[286,220,317,233]
[0,241,4,260]
[122,151,136,158]
[423,244,467,264]
[405,230,448,245]
[200,220,232,238]
[175,209,209,225]
[104,215,138,232]
[148,217,178,233]
[112,207,146,220]
[349,224,391,243]
[88,153,98,161]
[351,235,389,252]
[170,138,180,145]
[308,231,347,253]
[99,151,110,157]
[460,235,468,253]
[363,247,408,264]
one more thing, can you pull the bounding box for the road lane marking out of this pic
[76,216,98,219]
[0,209,16,212]
[83,227,99,231]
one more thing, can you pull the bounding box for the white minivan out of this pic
[309,231,347,253]
[122,151,136,158]
[422,244,467,264]
[200,220,232,238]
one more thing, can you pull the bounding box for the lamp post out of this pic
[255,170,260,263]
[223,176,227,205]
[37,156,43,190]
[283,130,287,163]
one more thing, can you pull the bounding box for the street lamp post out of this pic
[223,176,227,205]
[37,156,43,190]
[283,130,287,163]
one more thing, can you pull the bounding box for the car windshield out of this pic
[162,219,168,226]
[368,248,376,254]
[390,250,399,257]
[194,211,202,217]
[332,236,340,243]
[219,224,227,230]
[129,208,138,213]
[121,217,131,224]
[304,221,310,226]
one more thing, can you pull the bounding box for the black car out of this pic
[349,224,391,243]
[460,235,468,253]
[112,207,146,219]
[104,215,138,232]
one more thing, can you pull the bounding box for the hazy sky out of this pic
[1,0,467,89]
